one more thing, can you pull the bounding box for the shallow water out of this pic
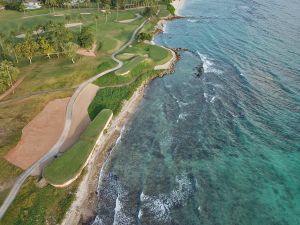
[93,0,300,224]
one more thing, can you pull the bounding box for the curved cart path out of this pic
[0,19,148,220]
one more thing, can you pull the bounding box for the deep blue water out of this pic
[93,0,300,224]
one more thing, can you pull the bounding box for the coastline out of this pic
[61,2,184,225]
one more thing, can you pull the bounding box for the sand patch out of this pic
[77,43,97,57]
[61,83,99,152]
[65,23,82,28]
[4,98,70,170]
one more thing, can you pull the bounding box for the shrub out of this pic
[137,32,152,42]
[167,3,176,16]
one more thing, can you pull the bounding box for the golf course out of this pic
[0,1,176,224]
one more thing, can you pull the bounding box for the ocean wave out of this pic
[138,175,193,223]
[187,19,199,23]
[204,92,218,103]
[197,51,223,74]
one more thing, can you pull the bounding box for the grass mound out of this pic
[43,109,113,185]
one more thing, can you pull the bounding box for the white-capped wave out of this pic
[177,113,189,123]
[91,216,104,225]
[197,51,223,74]
[139,175,193,223]
[113,194,134,225]
[210,96,216,103]
[204,92,217,103]
[187,19,199,23]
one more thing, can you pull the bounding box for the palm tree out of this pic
[104,4,111,24]
[45,0,57,14]
[95,15,99,35]
[0,60,19,94]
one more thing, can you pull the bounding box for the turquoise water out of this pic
[93,0,300,224]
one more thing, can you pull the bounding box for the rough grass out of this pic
[0,8,143,185]
[0,176,81,225]
[89,69,162,120]
[43,109,112,185]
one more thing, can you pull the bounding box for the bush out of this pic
[137,32,152,42]
[77,27,94,49]
[167,3,176,16]
[5,2,24,12]
[143,6,157,17]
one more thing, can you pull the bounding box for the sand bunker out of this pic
[4,98,70,170]
[61,83,99,151]
[77,43,97,57]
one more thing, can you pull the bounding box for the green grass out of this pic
[115,55,145,75]
[0,177,80,225]
[0,8,144,184]
[89,69,162,120]
[0,5,173,224]
[43,109,113,185]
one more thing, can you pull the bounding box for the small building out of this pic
[24,0,41,10]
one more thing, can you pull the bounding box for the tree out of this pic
[104,4,111,24]
[15,40,39,64]
[142,6,156,17]
[4,39,19,63]
[95,15,99,34]
[78,27,94,48]
[63,42,79,63]
[0,60,19,93]
[65,15,71,24]
[38,37,55,59]
[0,33,5,51]
[167,3,175,16]
[45,0,57,13]
[137,32,152,42]
[95,0,100,10]
[43,21,73,57]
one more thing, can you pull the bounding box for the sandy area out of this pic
[65,23,82,28]
[61,80,148,225]
[4,98,70,170]
[172,0,186,16]
[61,83,99,152]
[154,46,177,70]
[77,43,97,57]
[118,13,142,23]
[61,5,184,224]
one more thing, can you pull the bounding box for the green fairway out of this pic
[43,109,113,185]
[115,55,145,75]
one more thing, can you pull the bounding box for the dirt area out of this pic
[77,43,97,57]
[65,23,82,28]
[0,77,24,101]
[61,83,99,152]
[4,98,70,170]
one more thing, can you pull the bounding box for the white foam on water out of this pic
[210,96,216,103]
[138,209,143,220]
[177,113,189,123]
[187,19,199,23]
[197,51,223,74]
[139,175,193,223]
[91,216,104,225]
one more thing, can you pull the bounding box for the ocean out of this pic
[92,0,300,224]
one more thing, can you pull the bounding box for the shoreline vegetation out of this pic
[0,0,184,224]
[65,1,184,224]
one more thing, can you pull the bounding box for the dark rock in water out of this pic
[194,63,204,78]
